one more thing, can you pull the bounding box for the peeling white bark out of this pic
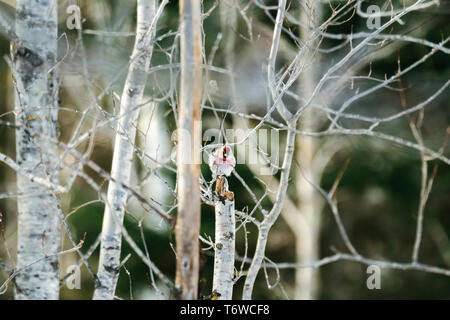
[94,0,157,300]
[212,177,235,300]
[13,0,61,300]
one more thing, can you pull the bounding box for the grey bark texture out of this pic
[94,0,157,300]
[212,176,235,300]
[13,0,61,300]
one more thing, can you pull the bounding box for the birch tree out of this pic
[212,176,235,300]
[293,0,324,300]
[0,0,449,301]
[12,0,61,300]
[94,0,158,300]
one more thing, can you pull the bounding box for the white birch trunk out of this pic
[294,138,322,299]
[212,177,235,300]
[94,0,157,300]
[213,3,238,300]
[13,0,61,300]
[294,0,323,300]
[175,0,202,300]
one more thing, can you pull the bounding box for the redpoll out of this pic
[208,145,236,179]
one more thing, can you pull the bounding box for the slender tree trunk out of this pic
[294,136,321,300]
[212,176,235,300]
[175,0,202,300]
[12,0,61,300]
[294,0,323,300]
[94,0,157,300]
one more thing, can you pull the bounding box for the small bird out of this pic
[208,145,236,179]
[214,175,234,204]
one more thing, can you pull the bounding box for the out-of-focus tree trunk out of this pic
[13,0,61,300]
[175,0,202,300]
[220,0,238,107]
[94,0,157,300]
[294,1,323,300]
